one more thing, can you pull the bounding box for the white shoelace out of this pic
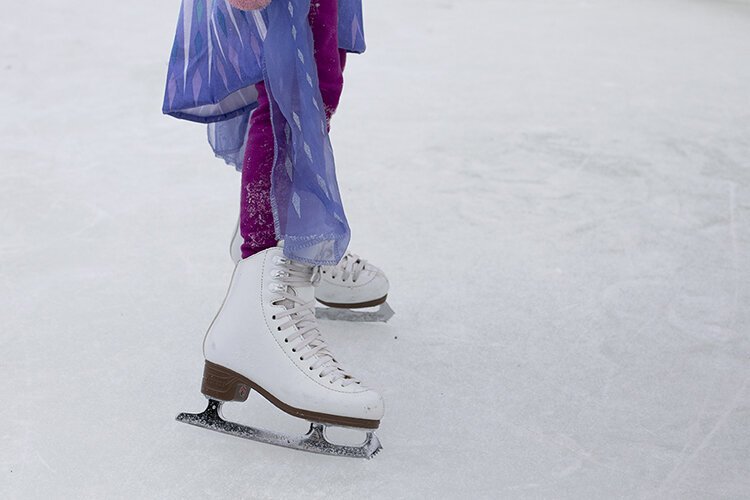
[271,257,359,386]
[327,253,368,282]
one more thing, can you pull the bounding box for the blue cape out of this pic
[162,0,366,265]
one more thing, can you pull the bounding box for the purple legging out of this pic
[240,0,347,259]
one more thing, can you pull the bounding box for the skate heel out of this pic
[201,361,252,402]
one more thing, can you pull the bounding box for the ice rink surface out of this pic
[2,0,750,498]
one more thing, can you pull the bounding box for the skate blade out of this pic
[315,302,395,323]
[176,399,382,459]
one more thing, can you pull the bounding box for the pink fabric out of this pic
[240,0,347,259]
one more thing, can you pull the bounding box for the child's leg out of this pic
[239,81,277,259]
[239,0,347,260]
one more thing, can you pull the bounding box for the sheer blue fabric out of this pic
[264,0,350,264]
[163,0,364,124]
[162,0,363,265]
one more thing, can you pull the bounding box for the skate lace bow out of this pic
[272,256,359,386]
[329,253,367,282]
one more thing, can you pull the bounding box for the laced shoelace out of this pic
[327,253,368,282]
[271,257,359,386]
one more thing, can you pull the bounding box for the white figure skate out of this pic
[177,245,384,458]
[230,222,394,322]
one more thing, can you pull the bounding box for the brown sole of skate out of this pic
[200,360,381,430]
[316,294,388,309]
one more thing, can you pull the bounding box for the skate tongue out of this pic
[275,259,355,383]
[333,253,367,282]
[277,271,321,346]
[295,283,315,304]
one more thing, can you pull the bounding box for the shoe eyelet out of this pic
[277,327,281,331]
[284,338,288,343]
[309,367,313,370]
[292,348,296,352]
[272,315,276,320]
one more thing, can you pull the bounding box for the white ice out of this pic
[2,0,750,498]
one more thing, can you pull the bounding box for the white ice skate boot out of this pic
[177,245,384,458]
[230,221,394,322]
